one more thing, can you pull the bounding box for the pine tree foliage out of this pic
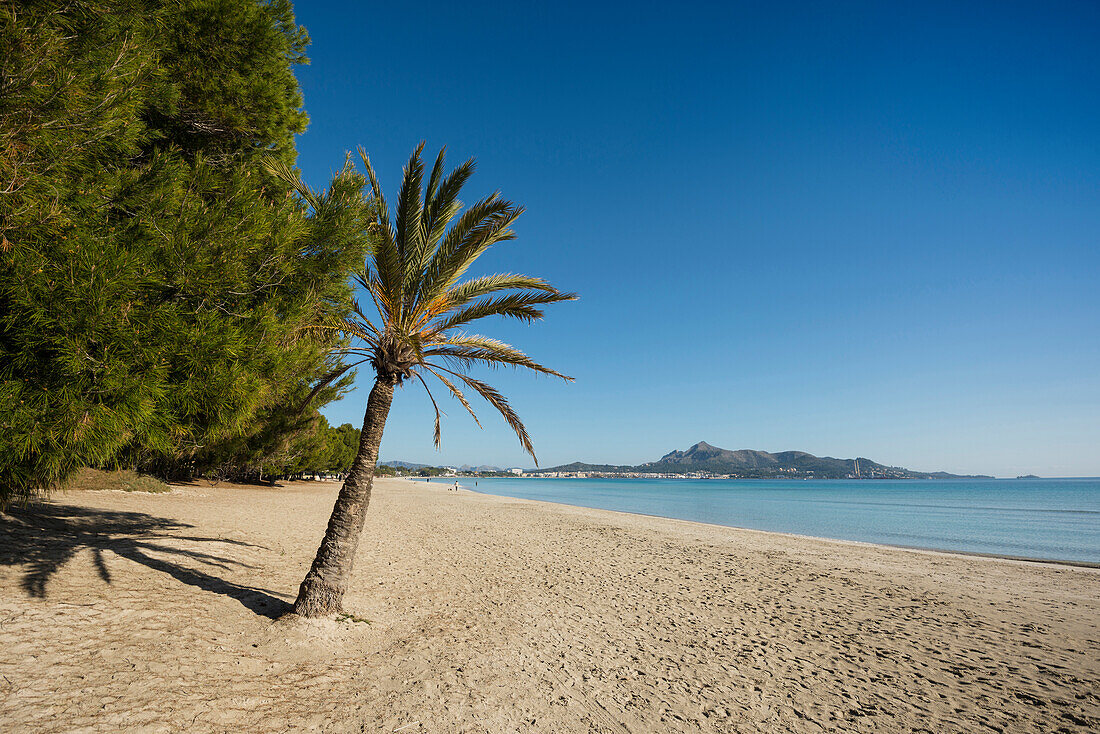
[271,417,360,479]
[0,0,374,504]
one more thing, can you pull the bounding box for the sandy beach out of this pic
[1,478,1097,733]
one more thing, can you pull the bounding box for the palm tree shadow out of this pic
[0,502,292,619]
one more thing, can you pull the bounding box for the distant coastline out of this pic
[523,441,993,480]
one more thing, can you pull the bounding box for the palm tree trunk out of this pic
[293,375,397,617]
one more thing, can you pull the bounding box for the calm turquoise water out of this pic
[461,478,1100,563]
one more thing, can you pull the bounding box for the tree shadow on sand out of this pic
[0,502,292,618]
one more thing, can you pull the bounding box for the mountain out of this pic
[380,460,433,470]
[529,461,637,474]
[382,461,521,473]
[529,442,990,479]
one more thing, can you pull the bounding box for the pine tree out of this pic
[0,0,373,504]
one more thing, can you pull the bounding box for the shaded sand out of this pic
[2,479,1098,733]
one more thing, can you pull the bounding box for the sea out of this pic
[459,477,1100,564]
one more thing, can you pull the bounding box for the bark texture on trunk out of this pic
[293,375,396,617]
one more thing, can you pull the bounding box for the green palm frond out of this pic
[443,273,559,305]
[417,196,522,305]
[423,366,482,427]
[430,368,537,463]
[261,156,321,211]
[425,334,572,380]
[358,148,402,314]
[420,156,474,257]
[415,147,463,276]
[395,143,426,314]
[348,298,383,343]
[295,359,369,414]
[424,146,447,209]
[302,302,380,340]
[430,290,578,333]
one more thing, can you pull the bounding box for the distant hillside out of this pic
[380,460,433,470]
[530,462,638,474]
[381,461,521,474]
[530,442,990,479]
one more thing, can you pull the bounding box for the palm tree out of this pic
[273,143,576,617]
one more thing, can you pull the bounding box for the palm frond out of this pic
[426,335,573,380]
[409,148,463,305]
[262,156,321,212]
[295,359,368,415]
[395,142,427,315]
[341,317,381,346]
[299,312,379,348]
[410,273,563,332]
[424,365,482,427]
[414,372,443,448]
[422,157,474,248]
[356,270,399,329]
[348,298,383,342]
[443,273,559,304]
[437,370,537,464]
[358,148,402,312]
[439,206,524,292]
[423,146,447,208]
[330,348,377,359]
[417,196,521,305]
[430,290,578,333]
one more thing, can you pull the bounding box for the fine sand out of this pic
[1,479,1098,733]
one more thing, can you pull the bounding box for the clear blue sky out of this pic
[294,1,1099,477]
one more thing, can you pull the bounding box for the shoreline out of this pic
[4,478,1098,732]
[425,478,1100,570]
